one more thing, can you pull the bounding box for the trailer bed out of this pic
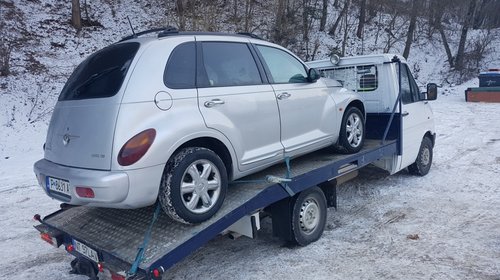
[37,139,397,277]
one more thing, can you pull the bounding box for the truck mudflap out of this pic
[34,139,398,279]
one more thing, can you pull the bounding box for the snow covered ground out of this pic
[0,82,499,279]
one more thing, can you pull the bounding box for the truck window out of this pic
[399,64,420,104]
[320,64,378,92]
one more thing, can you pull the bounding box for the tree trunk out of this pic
[329,0,349,36]
[71,0,82,30]
[341,0,350,56]
[455,0,477,70]
[402,0,419,59]
[274,0,287,44]
[319,0,328,31]
[438,26,454,68]
[244,0,253,32]
[356,0,366,38]
[176,0,185,30]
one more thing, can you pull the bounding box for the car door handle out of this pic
[204,99,225,108]
[402,111,409,117]
[277,92,291,100]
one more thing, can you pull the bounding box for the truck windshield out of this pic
[59,42,140,101]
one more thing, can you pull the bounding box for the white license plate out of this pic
[46,176,71,196]
[73,239,99,263]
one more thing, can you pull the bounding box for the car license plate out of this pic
[46,176,71,196]
[73,239,99,263]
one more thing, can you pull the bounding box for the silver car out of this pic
[34,30,365,224]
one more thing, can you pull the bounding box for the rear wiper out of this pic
[72,66,120,95]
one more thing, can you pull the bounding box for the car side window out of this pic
[164,42,196,89]
[256,45,308,83]
[200,42,262,87]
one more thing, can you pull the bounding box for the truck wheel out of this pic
[159,147,228,224]
[292,187,327,246]
[408,137,433,176]
[336,106,365,154]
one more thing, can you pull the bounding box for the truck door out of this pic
[399,64,434,170]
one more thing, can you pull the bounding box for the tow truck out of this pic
[34,54,437,280]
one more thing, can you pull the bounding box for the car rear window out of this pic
[59,42,140,101]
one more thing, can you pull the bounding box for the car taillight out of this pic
[76,186,95,198]
[118,129,156,166]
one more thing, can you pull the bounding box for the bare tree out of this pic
[71,0,82,30]
[356,0,366,38]
[319,0,328,31]
[455,0,477,70]
[341,0,351,56]
[244,0,254,32]
[0,40,11,76]
[176,0,186,30]
[402,0,420,59]
[329,0,349,36]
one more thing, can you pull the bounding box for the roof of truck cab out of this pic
[307,54,406,68]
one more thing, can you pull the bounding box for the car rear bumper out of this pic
[33,159,163,208]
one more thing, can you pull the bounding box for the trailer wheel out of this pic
[292,187,327,246]
[335,106,365,154]
[159,147,228,224]
[408,137,433,176]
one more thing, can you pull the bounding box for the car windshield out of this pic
[59,42,140,101]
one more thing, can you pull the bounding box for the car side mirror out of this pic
[426,83,437,100]
[307,68,320,83]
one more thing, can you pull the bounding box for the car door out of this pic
[197,40,284,172]
[254,44,336,156]
[399,63,434,170]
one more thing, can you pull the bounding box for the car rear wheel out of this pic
[335,106,365,154]
[159,147,228,224]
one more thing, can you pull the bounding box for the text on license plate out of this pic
[73,239,99,263]
[46,177,71,196]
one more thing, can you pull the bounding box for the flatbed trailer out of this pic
[33,53,440,280]
[33,56,424,280]
[35,128,399,279]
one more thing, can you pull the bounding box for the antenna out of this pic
[127,16,136,38]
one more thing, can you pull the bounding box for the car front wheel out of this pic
[408,136,433,176]
[159,147,228,224]
[336,106,365,154]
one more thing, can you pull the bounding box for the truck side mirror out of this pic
[307,68,321,83]
[426,83,438,100]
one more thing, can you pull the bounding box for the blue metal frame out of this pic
[146,140,398,276]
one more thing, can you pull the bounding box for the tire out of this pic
[291,187,327,246]
[335,106,365,154]
[408,137,433,176]
[158,147,228,224]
